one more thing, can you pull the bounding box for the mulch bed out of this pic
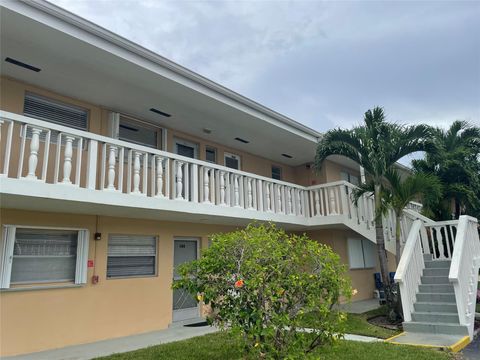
[367,315,403,331]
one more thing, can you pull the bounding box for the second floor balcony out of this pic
[0,110,377,239]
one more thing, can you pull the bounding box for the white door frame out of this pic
[172,237,201,322]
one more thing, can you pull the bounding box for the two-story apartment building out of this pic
[0,1,398,356]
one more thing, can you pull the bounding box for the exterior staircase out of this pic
[403,255,468,336]
[393,214,480,350]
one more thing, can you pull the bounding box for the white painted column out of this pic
[176,161,184,199]
[132,151,142,194]
[106,145,117,191]
[26,127,42,179]
[62,136,75,184]
[155,156,164,197]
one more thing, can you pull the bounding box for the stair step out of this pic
[423,268,450,276]
[411,311,459,324]
[423,254,433,261]
[403,321,468,335]
[414,302,458,313]
[416,292,456,303]
[418,284,454,293]
[424,260,451,269]
[421,276,450,284]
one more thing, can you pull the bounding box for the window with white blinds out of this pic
[0,226,89,288]
[107,235,157,278]
[24,93,89,130]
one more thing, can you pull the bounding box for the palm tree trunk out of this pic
[374,184,390,290]
[395,214,402,265]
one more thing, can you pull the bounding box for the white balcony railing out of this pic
[0,110,377,235]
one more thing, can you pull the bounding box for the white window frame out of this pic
[174,137,199,159]
[0,225,89,289]
[347,238,376,270]
[224,152,241,170]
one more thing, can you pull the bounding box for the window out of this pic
[340,171,359,186]
[347,238,376,269]
[107,235,157,278]
[272,165,282,180]
[224,152,241,170]
[174,138,198,159]
[205,147,216,163]
[0,226,89,288]
[24,92,88,131]
[119,116,159,149]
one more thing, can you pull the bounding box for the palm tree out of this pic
[412,121,480,220]
[315,107,434,311]
[382,170,441,264]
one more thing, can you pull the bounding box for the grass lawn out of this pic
[301,306,401,339]
[96,332,453,360]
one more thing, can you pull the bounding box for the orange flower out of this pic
[234,279,244,288]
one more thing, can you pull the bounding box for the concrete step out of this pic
[424,260,451,269]
[411,311,459,324]
[423,254,433,262]
[403,321,468,335]
[414,302,458,313]
[416,292,456,303]
[421,275,450,284]
[423,268,450,277]
[418,284,454,293]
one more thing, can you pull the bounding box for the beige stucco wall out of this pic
[306,229,397,302]
[0,208,237,356]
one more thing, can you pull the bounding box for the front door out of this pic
[172,238,199,322]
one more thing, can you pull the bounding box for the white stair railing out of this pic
[394,220,425,322]
[449,215,480,339]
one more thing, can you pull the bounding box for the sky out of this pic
[50,0,480,134]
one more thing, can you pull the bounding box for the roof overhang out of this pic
[0,0,322,165]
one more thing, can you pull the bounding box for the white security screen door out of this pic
[172,238,199,322]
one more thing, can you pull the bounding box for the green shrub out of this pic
[173,223,351,359]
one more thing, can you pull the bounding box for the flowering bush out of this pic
[173,223,351,359]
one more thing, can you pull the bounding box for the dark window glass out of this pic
[272,166,282,180]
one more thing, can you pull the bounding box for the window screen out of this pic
[272,166,282,180]
[107,235,157,278]
[225,154,240,170]
[347,238,377,269]
[119,117,158,149]
[176,144,195,158]
[206,147,216,163]
[11,229,78,284]
[24,93,88,130]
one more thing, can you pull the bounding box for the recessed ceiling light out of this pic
[5,57,41,72]
[282,153,293,159]
[150,107,171,117]
[235,137,249,144]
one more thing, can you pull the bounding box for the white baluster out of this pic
[247,178,253,209]
[436,227,446,259]
[297,190,302,215]
[62,136,74,184]
[176,161,184,199]
[204,168,210,203]
[287,188,293,214]
[26,127,42,179]
[329,187,337,214]
[155,156,164,197]
[219,171,226,205]
[234,175,240,207]
[266,184,271,211]
[132,151,142,194]
[314,190,320,215]
[106,145,117,190]
[276,185,282,213]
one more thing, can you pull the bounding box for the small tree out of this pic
[173,223,351,359]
